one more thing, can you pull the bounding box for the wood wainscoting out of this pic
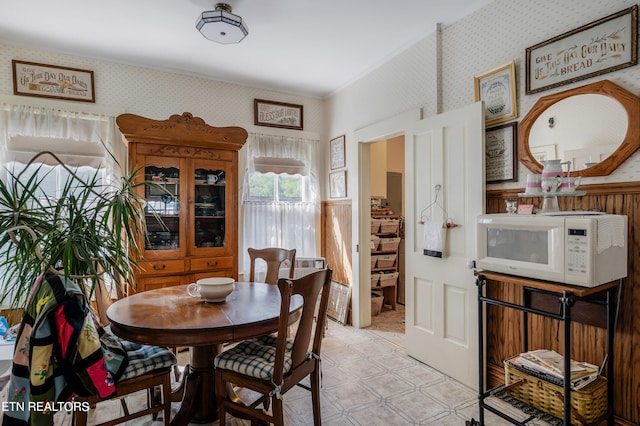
[321,200,352,287]
[486,182,640,425]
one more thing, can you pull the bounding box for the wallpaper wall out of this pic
[326,0,640,190]
[5,1,636,196]
[0,44,325,140]
[324,0,640,326]
[2,0,639,315]
[0,43,326,266]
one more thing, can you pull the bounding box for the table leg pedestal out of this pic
[170,344,222,425]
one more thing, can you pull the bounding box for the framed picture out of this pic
[329,170,347,198]
[485,122,518,183]
[12,60,95,103]
[330,135,346,170]
[526,6,638,95]
[254,99,303,130]
[474,61,518,127]
[326,280,351,325]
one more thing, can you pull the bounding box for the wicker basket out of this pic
[370,235,380,251]
[377,254,396,268]
[379,219,399,234]
[371,292,383,316]
[504,359,607,425]
[379,237,401,251]
[370,273,380,287]
[378,272,398,288]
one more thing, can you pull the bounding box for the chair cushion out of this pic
[119,340,177,381]
[214,335,294,380]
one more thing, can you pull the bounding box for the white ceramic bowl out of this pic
[188,277,235,302]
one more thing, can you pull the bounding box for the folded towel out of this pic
[596,215,626,254]
[423,220,445,258]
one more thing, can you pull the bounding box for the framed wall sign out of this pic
[330,135,346,170]
[526,6,638,95]
[485,122,518,183]
[329,170,347,198]
[12,60,95,103]
[474,61,518,127]
[254,99,303,130]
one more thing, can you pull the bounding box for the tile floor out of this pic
[18,305,526,425]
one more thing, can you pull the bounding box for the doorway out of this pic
[369,138,405,326]
[353,109,420,329]
[355,103,484,390]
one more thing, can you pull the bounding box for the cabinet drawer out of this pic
[136,275,186,292]
[138,259,185,275]
[191,256,233,271]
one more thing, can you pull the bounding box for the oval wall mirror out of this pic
[518,80,640,177]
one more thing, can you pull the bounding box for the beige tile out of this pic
[347,402,415,425]
[422,378,477,409]
[359,372,415,398]
[22,305,514,426]
[388,391,449,423]
[324,380,380,409]
[392,363,446,387]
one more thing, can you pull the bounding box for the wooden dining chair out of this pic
[74,279,176,426]
[214,268,332,426]
[248,247,296,284]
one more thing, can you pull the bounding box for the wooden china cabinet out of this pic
[116,112,247,293]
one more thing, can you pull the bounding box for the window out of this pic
[242,134,320,276]
[7,161,106,201]
[0,102,121,307]
[248,173,304,202]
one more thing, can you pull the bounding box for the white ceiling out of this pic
[0,0,494,99]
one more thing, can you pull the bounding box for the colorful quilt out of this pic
[2,273,125,425]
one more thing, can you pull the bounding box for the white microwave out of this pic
[476,213,627,287]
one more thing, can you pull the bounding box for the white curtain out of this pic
[243,201,317,251]
[0,102,124,308]
[242,133,320,275]
[242,133,318,194]
[0,103,125,180]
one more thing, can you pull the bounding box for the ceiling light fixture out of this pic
[196,3,248,44]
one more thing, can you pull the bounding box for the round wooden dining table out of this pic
[106,281,302,425]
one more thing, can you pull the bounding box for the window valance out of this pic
[0,102,124,175]
[242,133,319,202]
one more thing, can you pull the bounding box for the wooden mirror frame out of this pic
[518,79,640,177]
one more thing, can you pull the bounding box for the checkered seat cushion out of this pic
[214,335,294,380]
[119,340,177,381]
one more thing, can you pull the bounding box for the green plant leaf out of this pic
[0,153,149,309]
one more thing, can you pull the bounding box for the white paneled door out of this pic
[404,102,485,390]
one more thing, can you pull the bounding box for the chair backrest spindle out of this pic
[248,247,296,284]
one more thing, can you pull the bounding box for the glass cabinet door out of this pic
[143,158,182,252]
[192,161,229,251]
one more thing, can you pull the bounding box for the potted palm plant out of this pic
[0,150,148,309]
